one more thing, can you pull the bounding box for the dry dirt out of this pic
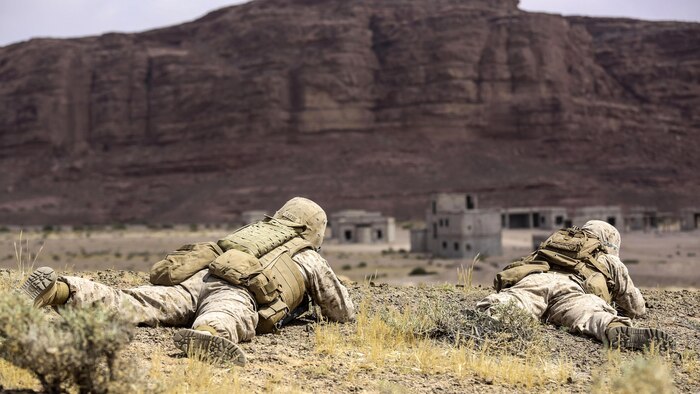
[1,228,699,392]
[5,269,696,393]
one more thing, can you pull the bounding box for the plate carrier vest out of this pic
[210,218,312,333]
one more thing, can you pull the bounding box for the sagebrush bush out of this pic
[382,299,542,354]
[0,292,142,393]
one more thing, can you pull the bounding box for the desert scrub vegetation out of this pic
[314,296,572,389]
[0,292,143,393]
[591,347,676,394]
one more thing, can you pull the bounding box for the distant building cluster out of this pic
[411,194,700,259]
[238,198,700,260]
[500,205,700,233]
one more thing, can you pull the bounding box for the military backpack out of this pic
[494,226,615,303]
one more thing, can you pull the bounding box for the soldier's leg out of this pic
[548,290,673,349]
[173,274,256,366]
[476,272,554,321]
[191,274,258,342]
[24,266,206,327]
[546,289,630,342]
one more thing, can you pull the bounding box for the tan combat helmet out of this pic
[273,197,327,249]
[581,220,621,257]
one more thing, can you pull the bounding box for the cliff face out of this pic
[0,0,698,224]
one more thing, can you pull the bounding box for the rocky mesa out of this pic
[0,0,699,224]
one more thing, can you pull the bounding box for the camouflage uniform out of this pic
[59,249,354,343]
[477,220,646,342]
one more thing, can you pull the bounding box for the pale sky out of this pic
[0,0,698,47]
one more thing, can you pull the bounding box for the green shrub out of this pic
[357,261,367,268]
[341,264,352,271]
[0,292,142,393]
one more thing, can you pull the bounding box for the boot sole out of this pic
[20,267,57,307]
[173,328,247,366]
[607,326,672,350]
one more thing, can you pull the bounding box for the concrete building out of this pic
[569,206,623,228]
[681,208,700,231]
[416,193,502,259]
[410,227,428,253]
[656,212,681,232]
[501,207,569,230]
[329,210,395,244]
[623,207,658,232]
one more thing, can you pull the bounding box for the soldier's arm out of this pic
[604,255,646,318]
[293,249,356,323]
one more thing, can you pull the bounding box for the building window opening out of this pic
[532,213,540,228]
[555,215,563,225]
[454,242,459,251]
[433,223,438,239]
[465,244,471,251]
[439,219,443,227]
[466,195,475,210]
[432,201,437,214]
[442,241,447,249]
[501,214,506,227]
[344,230,353,241]
[376,229,383,240]
[445,218,450,227]
[607,217,616,226]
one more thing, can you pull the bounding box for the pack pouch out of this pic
[208,249,264,286]
[494,258,550,291]
[256,298,289,334]
[246,268,281,305]
[150,242,222,285]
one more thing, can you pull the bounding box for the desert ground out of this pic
[0,226,698,393]
[1,225,699,288]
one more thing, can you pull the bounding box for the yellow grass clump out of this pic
[457,254,480,293]
[591,348,676,394]
[314,297,573,389]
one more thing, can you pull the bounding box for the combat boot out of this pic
[605,323,673,351]
[173,327,247,366]
[20,267,70,307]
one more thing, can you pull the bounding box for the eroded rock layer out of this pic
[0,0,698,224]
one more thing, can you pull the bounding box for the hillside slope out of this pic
[0,0,698,224]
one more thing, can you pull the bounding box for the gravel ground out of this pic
[18,269,695,393]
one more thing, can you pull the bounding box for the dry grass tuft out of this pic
[314,296,572,389]
[152,350,243,393]
[592,348,676,394]
[457,254,480,293]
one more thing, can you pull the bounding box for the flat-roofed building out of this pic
[329,210,395,244]
[569,206,623,228]
[422,193,502,259]
[681,208,700,231]
[501,207,568,230]
[623,207,658,232]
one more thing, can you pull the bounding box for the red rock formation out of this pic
[0,0,698,224]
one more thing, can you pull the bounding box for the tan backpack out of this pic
[494,227,614,303]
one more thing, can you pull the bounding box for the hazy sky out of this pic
[1,0,698,47]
